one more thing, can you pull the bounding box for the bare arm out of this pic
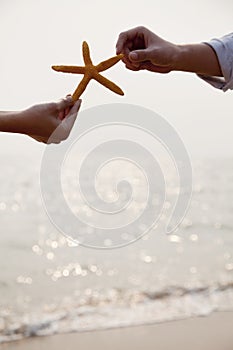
[0,96,82,144]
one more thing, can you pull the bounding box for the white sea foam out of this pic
[1,282,233,344]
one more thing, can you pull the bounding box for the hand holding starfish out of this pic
[52,42,124,101]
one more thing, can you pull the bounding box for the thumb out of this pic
[129,49,151,62]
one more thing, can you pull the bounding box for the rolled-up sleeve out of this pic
[198,33,233,92]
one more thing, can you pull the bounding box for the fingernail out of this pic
[129,52,138,61]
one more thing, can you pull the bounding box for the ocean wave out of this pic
[1,281,233,344]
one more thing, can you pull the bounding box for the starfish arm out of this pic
[93,73,124,96]
[82,41,93,65]
[72,74,91,101]
[52,65,85,74]
[96,54,124,72]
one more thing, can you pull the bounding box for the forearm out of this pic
[0,111,24,134]
[174,43,222,76]
[0,109,42,135]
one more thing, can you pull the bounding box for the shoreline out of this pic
[2,311,233,350]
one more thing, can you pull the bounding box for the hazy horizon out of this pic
[0,0,232,157]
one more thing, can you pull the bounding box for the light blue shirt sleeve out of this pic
[198,33,233,92]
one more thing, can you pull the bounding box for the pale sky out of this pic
[0,0,232,157]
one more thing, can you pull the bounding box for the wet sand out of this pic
[2,312,233,350]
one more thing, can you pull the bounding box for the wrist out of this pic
[173,44,191,72]
[172,43,222,76]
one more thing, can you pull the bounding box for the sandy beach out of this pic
[2,312,233,350]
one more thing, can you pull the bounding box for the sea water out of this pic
[0,152,233,343]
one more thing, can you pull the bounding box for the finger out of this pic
[125,63,141,71]
[121,46,143,69]
[121,47,132,64]
[58,95,73,120]
[129,49,150,63]
[140,62,171,73]
[116,27,145,54]
[116,31,129,54]
[58,100,82,141]
[64,99,82,120]
[58,110,65,121]
[122,48,141,70]
[121,48,141,70]
[64,94,73,116]
[121,52,131,65]
[65,107,71,117]
[46,100,82,144]
[56,95,74,111]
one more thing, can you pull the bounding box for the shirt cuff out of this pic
[197,33,233,92]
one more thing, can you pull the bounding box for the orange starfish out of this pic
[52,41,124,101]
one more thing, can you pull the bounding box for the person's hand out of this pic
[116,26,222,77]
[116,26,180,73]
[22,96,82,144]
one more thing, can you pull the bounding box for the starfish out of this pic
[52,41,124,101]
